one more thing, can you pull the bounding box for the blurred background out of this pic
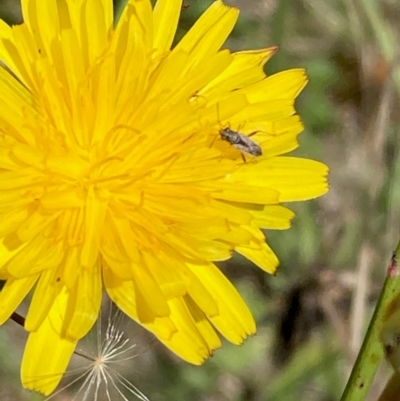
[1,0,400,400]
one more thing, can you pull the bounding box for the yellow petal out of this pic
[228,157,329,201]
[234,99,297,123]
[200,47,279,99]
[6,236,50,277]
[16,210,60,244]
[142,251,186,299]
[59,261,102,340]
[59,28,85,93]
[257,132,300,158]
[0,274,38,324]
[210,200,253,225]
[82,0,111,64]
[24,266,63,332]
[188,262,256,343]
[250,205,295,229]
[173,0,238,69]
[0,67,37,144]
[21,297,77,395]
[246,68,308,103]
[81,187,109,269]
[203,182,280,204]
[220,225,254,245]
[104,269,218,364]
[161,50,233,108]
[236,241,279,274]
[0,237,27,270]
[21,0,59,58]
[233,115,304,140]
[183,294,222,351]
[62,247,81,289]
[162,297,220,364]
[153,0,183,54]
[133,256,170,317]
[184,298,221,356]
[0,19,21,77]
[171,257,219,317]
[123,0,153,50]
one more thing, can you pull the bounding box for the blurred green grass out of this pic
[1,0,400,400]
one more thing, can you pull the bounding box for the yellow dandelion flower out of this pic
[0,0,328,395]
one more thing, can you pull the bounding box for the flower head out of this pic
[0,0,328,395]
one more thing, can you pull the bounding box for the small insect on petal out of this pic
[219,128,262,157]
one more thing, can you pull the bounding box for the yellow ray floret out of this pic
[0,0,328,395]
[21,288,78,395]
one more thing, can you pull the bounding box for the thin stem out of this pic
[10,312,25,327]
[340,240,400,401]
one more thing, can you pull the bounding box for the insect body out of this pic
[219,127,262,157]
